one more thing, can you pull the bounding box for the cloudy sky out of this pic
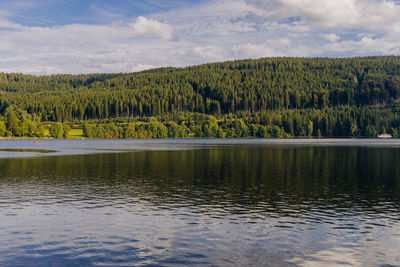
[0,0,399,74]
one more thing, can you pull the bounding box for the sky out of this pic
[0,0,399,74]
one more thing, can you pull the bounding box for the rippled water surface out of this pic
[0,140,399,266]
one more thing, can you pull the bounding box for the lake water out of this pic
[0,139,399,266]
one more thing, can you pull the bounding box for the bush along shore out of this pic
[1,107,400,139]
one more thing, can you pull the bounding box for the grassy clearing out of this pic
[68,128,85,138]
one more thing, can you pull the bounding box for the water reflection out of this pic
[0,146,399,266]
[0,149,55,153]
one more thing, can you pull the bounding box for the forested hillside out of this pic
[1,56,400,138]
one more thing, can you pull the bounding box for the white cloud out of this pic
[322,33,340,42]
[130,16,174,40]
[0,0,399,74]
[193,46,228,61]
[131,64,158,72]
[247,0,400,30]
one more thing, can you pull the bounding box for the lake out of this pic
[0,139,399,266]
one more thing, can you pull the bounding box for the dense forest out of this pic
[1,56,400,138]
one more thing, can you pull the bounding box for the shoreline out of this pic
[1,138,400,160]
[0,136,395,140]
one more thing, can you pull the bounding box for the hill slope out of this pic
[1,56,400,138]
[0,56,399,121]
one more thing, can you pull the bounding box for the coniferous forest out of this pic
[1,56,400,138]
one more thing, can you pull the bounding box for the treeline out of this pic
[81,106,400,139]
[1,106,400,139]
[0,56,399,122]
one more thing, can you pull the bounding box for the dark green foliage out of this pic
[48,122,70,138]
[0,56,400,138]
[74,106,400,139]
[0,120,6,136]
[5,107,20,135]
[1,56,399,121]
[0,106,47,138]
[50,122,65,139]
[63,125,70,139]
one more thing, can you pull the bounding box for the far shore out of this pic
[0,136,396,140]
[0,137,85,140]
